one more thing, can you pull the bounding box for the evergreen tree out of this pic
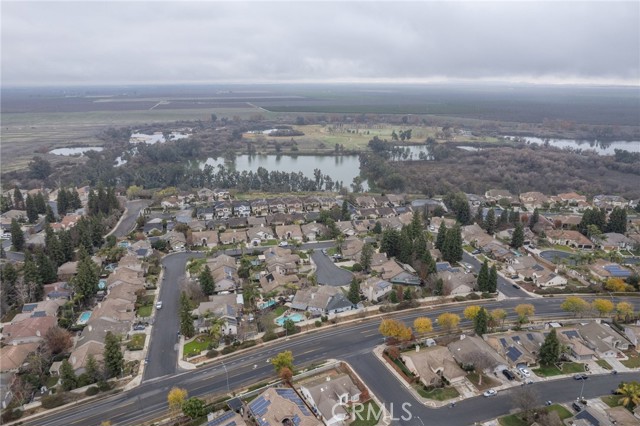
[508,209,519,225]
[435,221,447,251]
[341,200,350,221]
[73,247,99,304]
[530,208,540,230]
[488,265,498,293]
[58,188,69,215]
[179,292,195,338]
[380,228,400,258]
[538,329,560,366]
[60,359,77,391]
[409,210,423,239]
[403,286,412,300]
[484,208,496,234]
[442,224,463,263]
[45,226,64,266]
[104,331,124,378]
[13,186,24,210]
[474,206,484,227]
[477,260,489,292]
[25,194,38,223]
[606,207,627,234]
[389,290,398,303]
[372,221,382,234]
[0,194,13,213]
[360,242,374,272]
[0,263,19,308]
[85,354,101,383]
[34,192,47,214]
[397,227,413,264]
[36,249,58,284]
[90,217,105,248]
[499,208,508,226]
[511,221,525,249]
[23,252,43,302]
[414,231,427,259]
[59,230,74,262]
[10,218,25,252]
[70,189,82,210]
[473,308,489,336]
[199,265,215,296]
[421,249,437,276]
[45,205,56,223]
[435,278,444,296]
[347,278,360,304]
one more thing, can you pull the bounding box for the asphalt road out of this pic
[23,291,640,426]
[110,199,153,238]
[311,249,354,286]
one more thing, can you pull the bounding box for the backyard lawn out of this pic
[273,306,288,317]
[533,362,585,377]
[350,401,382,426]
[183,335,214,357]
[416,386,459,401]
[622,352,640,368]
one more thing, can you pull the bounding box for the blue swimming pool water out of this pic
[98,279,107,289]
[78,311,92,325]
[258,300,276,310]
[275,314,304,326]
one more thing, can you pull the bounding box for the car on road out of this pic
[460,262,473,273]
[156,301,163,309]
[573,374,588,380]
[278,241,289,247]
[512,284,520,289]
[471,249,481,255]
[502,369,516,381]
[545,401,552,406]
[483,389,497,397]
[322,249,327,255]
[518,367,531,377]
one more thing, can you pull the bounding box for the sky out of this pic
[2,1,639,87]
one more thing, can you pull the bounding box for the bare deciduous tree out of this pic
[511,386,540,424]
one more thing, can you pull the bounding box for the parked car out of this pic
[545,401,553,406]
[156,301,163,309]
[429,225,436,231]
[483,389,497,397]
[571,402,583,412]
[133,323,145,331]
[278,241,288,247]
[512,284,520,289]
[471,249,481,255]
[573,374,588,380]
[502,369,516,381]
[518,367,531,377]
[322,249,328,255]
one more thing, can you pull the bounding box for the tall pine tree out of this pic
[484,209,496,235]
[104,332,124,378]
[442,224,463,263]
[73,247,99,305]
[477,260,489,292]
[10,219,25,252]
[511,222,525,249]
[199,266,215,296]
[435,222,447,251]
[488,265,498,293]
[180,292,195,338]
[538,329,560,366]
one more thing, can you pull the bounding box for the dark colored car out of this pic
[572,402,582,412]
[502,369,516,381]
[512,284,520,289]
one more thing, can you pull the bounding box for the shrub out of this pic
[263,331,278,342]
[351,263,363,272]
[481,292,493,299]
[1,407,22,422]
[321,315,328,322]
[453,296,466,302]
[221,346,236,355]
[41,393,65,409]
[315,320,322,327]
[85,386,99,396]
[467,293,481,300]
[206,350,219,358]
[238,341,256,349]
[76,373,93,388]
[97,380,112,392]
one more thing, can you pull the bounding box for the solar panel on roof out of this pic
[526,333,535,341]
[208,411,238,426]
[275,389,311,415]
[512,336,521,342]
[249,396,271,417]
[500,338,508,348]
[506,346,522,362]
[563,330,580,339]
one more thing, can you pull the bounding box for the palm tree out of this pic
[618,382,640,408]
[203,311,226,346]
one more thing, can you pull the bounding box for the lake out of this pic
[49,147,104,156]
[200,154,369,190]
[505,136,640,155]
[129,132,190,145]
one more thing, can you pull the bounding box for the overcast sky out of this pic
[2,1,639,86]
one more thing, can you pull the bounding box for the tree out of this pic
[73,248,99,305]
[442,224,462,263]
[591,298,614,317]
[283,318,296,335]
[85,354,101,384]
[44,326,73,355]
[167,387,188,415]
[511,386,540,424]
[437,312,460,332]
[10,219,25,252]
[488,265,498,293]
[560,296,590,317]
[473,308,489,336]
[616,301,634,320]
[360,243,374,272]
[36,249,58,284]
[380,229,400,258]
[510,222,525,249]
[618,381,640,408]
[60,359,77,391]
[463,305,481,321]
[484,209,496,235]
[28,156,52,180]
[13,186,24,210]
[179,292,195,338]
[477,260,489,292]
[271,350,294,373]
[435,222,447,251]
[182,397,205,419]
[539,329,560,366]
[606,207,627,234]
[491,308,507,329]
[199,266,215,296]
[605,278,628,292]
[279,366,293,384]
[389,289,398,303]
[341,200,350,221]
[26,194,38,223]
[103,332,124,379]
[372,221,382,234]
[347,278,360,304]
[413,317,433,334]
[514,304,534,323]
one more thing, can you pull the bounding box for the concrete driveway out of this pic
[311,249,353,286]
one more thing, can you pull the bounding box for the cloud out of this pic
[2,1,638,86]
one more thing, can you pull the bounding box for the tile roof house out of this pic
[592,233,635,251]
[259,271,301,295]
[485,189,517,204]
[250,199,270,217]
[264,247,301,275]
[360,277,393,302]
[0,343,40,372]
[576,321,630,358]
[588,259,633,280]
[2,316,57,345]
[276,224,303,242]
[193,294,242,335]
[69,340,105,374]
[341,237,364,261]
[546,229,594,250]
[247,226,275,246]
[248,387,321,426]
[192,230,219,248]
[438,268,476,295]
[401,346,466,387]
[557,328,595,361]
[335,221,356,236]
[206,411,248,426]
[519,192,548,210]
[219,230,243,245]
[448,335,508,372]
[486,331,545,367]
[301,222,328,241]
[299,374,361,426]
[291,286,353,315]
[372,259,404,281]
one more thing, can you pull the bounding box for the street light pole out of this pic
[221,360,230,393]
[579,378,586,401]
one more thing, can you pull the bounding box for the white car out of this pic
[156,301,163,309]
[518,367,531,377]
[429,225,435,231]
[278,241,288,247]
[483,389,497,397]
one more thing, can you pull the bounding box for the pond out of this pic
[200,154,369,191]
[49,147,104,156]
[129,132,190,145]
[505,136,640,155]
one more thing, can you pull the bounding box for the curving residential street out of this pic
[109,199,153,238]
[311,249,354,286]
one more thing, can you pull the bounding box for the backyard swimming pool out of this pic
[78,311,92,325]
[275,313,305,326]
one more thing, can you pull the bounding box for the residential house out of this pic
[485,190,517,205]
[548,214,582,230]
[259,271,301,295]
[361,277,393,302]
[291,286,353,315]
[486,331,545,367]
[301,222,328,241]
[197,188,215,202]
[213,188,230,200]
[268,198,287,214]
[373,195,389,207]
[448,335,509,372]
[507,256,567,287]
[196,206,215,221]
[373,259,404,281]
[227,217,248,229]
[377,216,403,231]
[623,324,640,347]
[283,197,303,213]
[355,196,376,208]
[401,346,466,387]
[438,267,476,295]
[546,229,594,250]
[519,192,548,210]
[300,374,361,426]
[189,219,208,232]
[335,221,356,236]
[592,233,634,251]
[246,226,275,246]
[462,224,495,248]
[206,411,248,426]
[43,281,72,300]
[162,229,188,250]
[219,230,242,245]
[275,224,303,242]
[317,196,338,210]
[2,316,57,345]
[206,254,239,283]
[386,194,405,206]
[68,340,105,375]
[341,237,364,261]
[264,247,300,275]
[250,199,269,217]
[377,207,395,218]
[192,294,242,336]
[593,194,627,210]
[247,216,267,227]
[265,213,291,227]
[356,207,378,219]
[214,201,233,218]
[605,406,640,426]
[247,388,322,426]
[232,201,251,218]
[576,321,629,358]
[160,196,182,210]
[301,196,321,212]
[557,192,588,205]
[496,227,535,246]
[352,219,378,235]
[531,215,555,235]
[390,269,421,286]
[557,328,595,361]
[0,343,40,373]
[588,259,632,280]
[143,218,164,235]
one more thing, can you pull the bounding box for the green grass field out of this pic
[350,401,382,426]
[622,353,640,368]
[416,386,460,401]
[183,334,214,357]
[126,333,146,351]
[532,362,585,377]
